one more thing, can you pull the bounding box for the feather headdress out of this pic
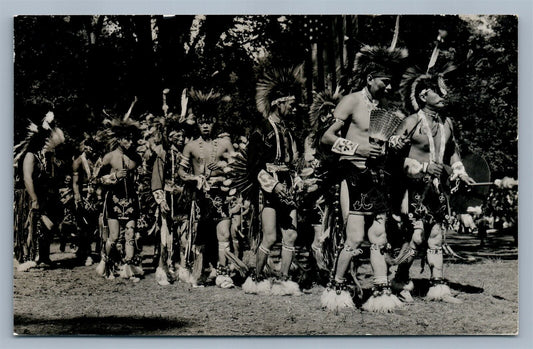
[351,45,408,91]
[98,97,141,150]
[14,111,65,167]
[399,64,457,113]
[309,86,343,131]
[256,65,304,118]
[188,88,222,122]
[400,29,456,113]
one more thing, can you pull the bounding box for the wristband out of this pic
[404,158,425,178]
[331,138,358,156]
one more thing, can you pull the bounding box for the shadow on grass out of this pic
[350,277,485,306]
[410,278,484,297]
[14,314,191,336]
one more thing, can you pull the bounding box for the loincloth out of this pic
[340,161,389,215]
[406,176,449,226]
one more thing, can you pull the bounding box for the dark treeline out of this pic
[14,15,517,177]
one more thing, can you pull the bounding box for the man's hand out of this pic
[31,199,39,210]
[116,169,128,179]
[160,200,170,214]
[358,143,383,158]
[195,175,206,190]
[459,174,476,185]
[74,193,82,208]
[273,182,289,199]
[427,163,444,177]
[389,135,411,150]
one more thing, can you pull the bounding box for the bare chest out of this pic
[109,151,137,170]
[190,140,224,164]
[411,122,452,153]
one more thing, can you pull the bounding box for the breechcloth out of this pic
[407,176,449,227]
[105,178,139,221]
[340,161,389,215]
[261,170,295,211]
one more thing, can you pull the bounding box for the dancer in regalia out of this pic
[151,112,189,285]
[95,108,144,281]
[320,45,408,312]
[390,53,476,303]
[242,65,304,296]
[14,110,65,271]
[178,89,236,288]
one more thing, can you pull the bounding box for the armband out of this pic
[100,173,118,185]
[257,169,278,193]
[331,138,358,156]
[404,158,427,178]
[179,154,190,169]
[153,189,166,205]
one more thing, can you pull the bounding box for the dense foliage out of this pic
[14,15,517,177]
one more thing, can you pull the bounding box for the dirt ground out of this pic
[13,230,518,336]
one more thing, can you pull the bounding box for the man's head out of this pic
[196,115,216,137]
[352,45,408,93]
[110,121,140,151]
[272,95,296,119]
[400,63,456,113]
[367,74,392,99]
[168,129,185,148]
[256,65,304,118]
[405,73,448,112]
[419,88,445,110]
[117,134,134,150]
[188,89,221,137]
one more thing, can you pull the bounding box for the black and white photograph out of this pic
[12,14,518,336]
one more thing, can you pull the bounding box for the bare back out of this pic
[102,149,138,173]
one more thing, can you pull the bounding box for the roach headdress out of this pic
[399,63,457,114]
[256,65,304,118]
[188,88,222,123]
[351,45,408,91]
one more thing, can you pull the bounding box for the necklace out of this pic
[418,110,445,164]
[363,87,379,111]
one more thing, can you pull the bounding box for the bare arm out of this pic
[321,96,353,146]
[23,153,38,204]
[72,156,82,203]
[390,115,417,150]
[178,143,202,187]
[446,119,475,184]
[97,153,119,185]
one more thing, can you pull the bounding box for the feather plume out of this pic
[256,65,304,117]
[369,108,406,142]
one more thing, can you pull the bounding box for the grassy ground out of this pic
[13,229,518,336]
